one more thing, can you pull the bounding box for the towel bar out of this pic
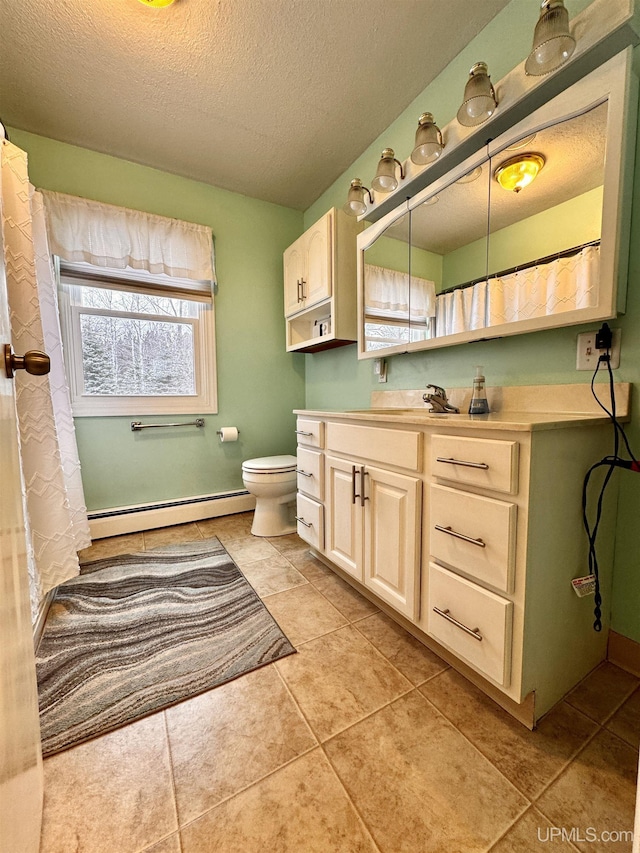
[130,418,205,431]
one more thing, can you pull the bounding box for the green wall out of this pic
[302,0,640,644]
[10,129,305,511]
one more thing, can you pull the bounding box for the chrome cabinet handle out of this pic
[300,277,306,299]
[434,524,486,548]
[295,516,312,528]
[296,279,303,302]
[433,607,483,641]
[296,469,312,477]
[360,466,369,507]
[295,430,313,436]
[436,456,489,470]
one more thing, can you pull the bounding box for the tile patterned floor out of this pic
[40,514,639,853]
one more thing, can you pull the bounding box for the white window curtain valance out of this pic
[365,263,436,323]
[42,190,216,293]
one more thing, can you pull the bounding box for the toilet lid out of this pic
[242,454,297,473]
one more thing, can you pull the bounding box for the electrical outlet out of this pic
[576,328,621,371]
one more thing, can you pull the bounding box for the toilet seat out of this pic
[242,454,297,474]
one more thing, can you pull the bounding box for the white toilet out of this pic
[241,455,298,537]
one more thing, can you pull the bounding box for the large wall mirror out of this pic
[357,50,637,358]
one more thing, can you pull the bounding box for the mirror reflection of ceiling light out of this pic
[136,0,178,7]
[424,195,439,205]
[456,166,483,184]
[494,153,545,192]
[525,0,575,76]
[505,133,537,151]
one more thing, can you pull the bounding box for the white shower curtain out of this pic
[0,141,90,619]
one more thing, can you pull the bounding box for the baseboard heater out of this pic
[87,490,255,540]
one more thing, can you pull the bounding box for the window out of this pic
[58,264,217,416]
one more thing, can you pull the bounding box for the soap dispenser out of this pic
[468,365,490,415]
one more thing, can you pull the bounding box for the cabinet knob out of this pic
[4,344,51,379]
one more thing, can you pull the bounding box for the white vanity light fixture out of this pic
[525,0,576,77]
[343,178,374,217]
[411,113,445,165]
[494,153,545,193]
[371,148,406,193]
[457,62,498,127]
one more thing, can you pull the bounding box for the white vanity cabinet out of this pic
[294,418,325,550]
[293,403,620,727]
[283,208,360,353]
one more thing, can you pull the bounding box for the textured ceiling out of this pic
[0,0,510,210]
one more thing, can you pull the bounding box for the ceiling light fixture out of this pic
[494,153,545,192]
[343,178,374,217]
[411,113,444,165]
[525,0,575,76]
[457,62,498,127]
[136,0,178,7]
[371,148,405,193]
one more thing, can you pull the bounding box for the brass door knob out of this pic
[4,344,51,379]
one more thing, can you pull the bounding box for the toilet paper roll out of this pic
[218,426,239,442]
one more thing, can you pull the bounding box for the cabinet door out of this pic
[325,455,363,580]
[303,210,332,308]
[363,465,421,620]
[284,238,305,317]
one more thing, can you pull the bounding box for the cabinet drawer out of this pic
[296,418,324,449]
[430,484,516,593]
[431,434,518,495]
[326,422,421,471]
[296,494,324,550]
[296,447,324,500]
[427,563,513,687]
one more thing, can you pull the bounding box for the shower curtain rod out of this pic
[439,239,601,296]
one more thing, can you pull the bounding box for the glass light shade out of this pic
[137,0,177,5]
[411,113,444,165]
[372,148,402,193]
[525,0,575,76]
[456,165,483,184]
[494,153,545,193]
[457,62,498,127]
[343,179,370,217]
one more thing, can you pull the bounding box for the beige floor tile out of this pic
[239,553,308,597]
[356,612,448,685]
[78,532,144,563]
[142,834,182,853]
[224,536,280,566]
[165,665,316,825]
[565,662,638,724]
[324,691,528,853]
[537,729,638,853]
[180,749,378,853]
[490,807,581,852]
[143,523,203,549]
[606,686,640,749]
[276,625,411,741]
[196,512,254,541]
[286,549,334,583]
[39,713,177,853]
[420,669,598,799]
[266,532,308,555]
[263,584,347,645]
[312,572,379,621]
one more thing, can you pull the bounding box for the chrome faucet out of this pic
[423,384,460,413]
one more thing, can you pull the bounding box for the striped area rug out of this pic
[36,537,295,757]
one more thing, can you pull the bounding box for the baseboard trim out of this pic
[607,630,640,677]
[33,588,56,651]
[88,491,256,539]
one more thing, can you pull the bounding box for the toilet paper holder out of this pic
[216,427,240,441]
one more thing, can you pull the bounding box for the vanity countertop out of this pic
[294,382,631,433]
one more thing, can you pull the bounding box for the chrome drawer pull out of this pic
[295,516,312,528]
[296,469,313,477]
[433,607,483,641]
[436,456,489,470]
[434,524,486,548]
[351,465,360,505]
[295,430,313,436]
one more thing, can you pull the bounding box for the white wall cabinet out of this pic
[284,208,360,352]
[294,407,618,727]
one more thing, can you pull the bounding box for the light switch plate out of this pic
[576,328,621,371]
